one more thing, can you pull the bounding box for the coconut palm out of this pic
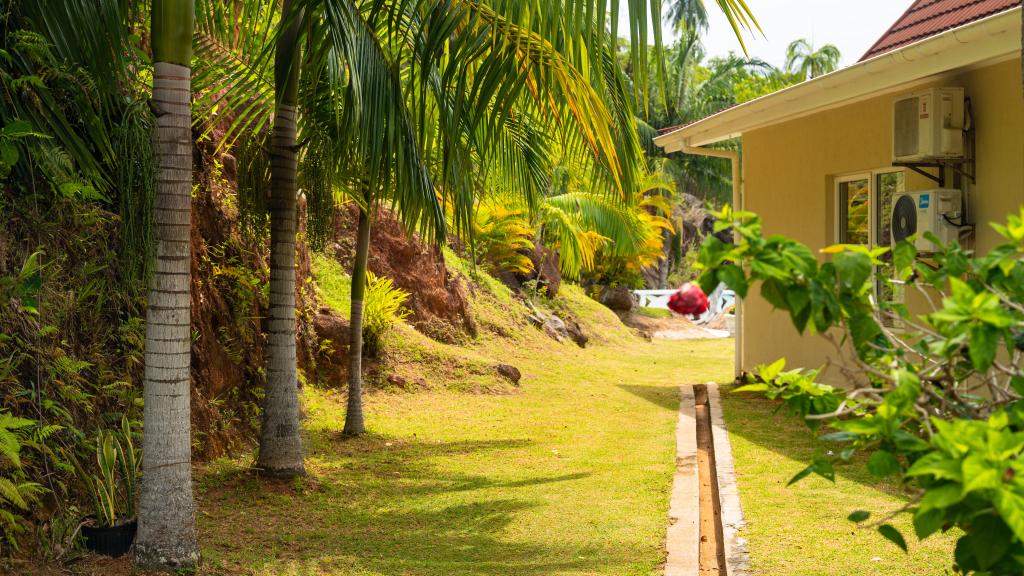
[133,0,200,569]
[785,38,841,80]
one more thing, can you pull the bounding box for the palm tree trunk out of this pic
[343,205,371,436]
[257,0,305,478]
[134,0,199,569]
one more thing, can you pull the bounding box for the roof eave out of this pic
[654,6,1022,152]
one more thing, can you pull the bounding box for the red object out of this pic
[860,0,1019,61]
[668,284,709,317]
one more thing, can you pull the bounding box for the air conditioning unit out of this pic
[891,189,962,253]
[892,87,965,163]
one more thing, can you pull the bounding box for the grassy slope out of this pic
[720,390,957,576]
[197,339,732,576]
[194,255,735,575]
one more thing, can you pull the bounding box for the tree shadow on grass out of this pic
[716,389,914,494]
[618,383,907,494]
[617,384,680,412]
[197,434,604,576]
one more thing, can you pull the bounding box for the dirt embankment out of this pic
[326,204,476,343]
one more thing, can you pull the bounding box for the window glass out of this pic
[838,178,870,245]
[876,171,904,247]
[875,171,905,328]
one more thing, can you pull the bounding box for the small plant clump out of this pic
[362,271,412,357]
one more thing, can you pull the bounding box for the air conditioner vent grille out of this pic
[892,194,918,243]
[894,97,919,158]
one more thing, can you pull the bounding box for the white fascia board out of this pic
[654,7,1022,151]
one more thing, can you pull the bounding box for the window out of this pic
[834,170,906,326]
[836,175,871,245]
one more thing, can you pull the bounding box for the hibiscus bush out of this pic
[699,205,1024,574]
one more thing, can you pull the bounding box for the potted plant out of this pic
[77,417,139,557]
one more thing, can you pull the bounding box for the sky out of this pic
[620,0,914,69]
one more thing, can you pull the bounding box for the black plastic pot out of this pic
[82,519,136,558]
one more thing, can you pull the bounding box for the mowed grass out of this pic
[720,389,958,576]
[196,337,734,576]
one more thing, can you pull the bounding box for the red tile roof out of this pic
[860,0,1021,61]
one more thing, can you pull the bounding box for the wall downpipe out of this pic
[681,145,743,381]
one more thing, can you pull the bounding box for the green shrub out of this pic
[703,205,1024,574]
[362,272,411,357]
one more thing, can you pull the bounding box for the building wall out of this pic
[739,57,1024,383]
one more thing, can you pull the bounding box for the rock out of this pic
[311,306,351,387]
[529,244,562,298]
[386,374,427,390]
[600,286,636,312]
[558,314,588,348]
[542,315,567,342]
[496,364,522,385]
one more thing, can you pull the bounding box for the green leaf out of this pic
[847,510,870,523]
[733,383,770,394]
[760,278,788,310]
[717,264,748,298]
[0,141,18,168]
[758,358,786,382]
[834,251,872,290]
[893,240,917,280]
[878,524,908,552]
[906,453,963,483]
[867,450,901,477]
[921,483,965,511]
[993,489,1024,542]
[968,324,998,372]
[913,508,945,540]
[969,514,1011,570]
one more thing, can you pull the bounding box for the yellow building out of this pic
[655,2,1023,383]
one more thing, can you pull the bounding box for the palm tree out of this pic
[256,0,306,478]
[195,0,762,442]
[785,38,841,80]
[133,0,200,569]
[667,0,709,32]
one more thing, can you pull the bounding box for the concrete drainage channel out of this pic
[665,384,749,576]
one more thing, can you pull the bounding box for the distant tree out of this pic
[785,39,841,80]
[666,0,709,32]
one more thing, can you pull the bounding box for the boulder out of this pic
[528,244,562,298]
[496,364,522,385]
[600,286,636,312]
[558,314,589,348]
[542,315,567,342]
[311,306,351,387]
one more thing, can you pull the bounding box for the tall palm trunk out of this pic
[257,0,305,478]
[343,205,371,436]
[134,0,200,569]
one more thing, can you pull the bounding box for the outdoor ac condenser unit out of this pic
[890,189,962,253]
[892,87,965,163]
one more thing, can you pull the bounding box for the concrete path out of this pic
[665,384,749,575]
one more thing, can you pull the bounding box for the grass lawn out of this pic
[195,337,734,576]
[635,307,673,319]
[720,389,958,576]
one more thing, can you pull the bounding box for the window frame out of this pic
[833,168,906,249]
[834,172,873,246]
[833,168,907,327]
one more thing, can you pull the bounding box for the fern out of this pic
[0,413,35,467]
[362,272,412,357]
